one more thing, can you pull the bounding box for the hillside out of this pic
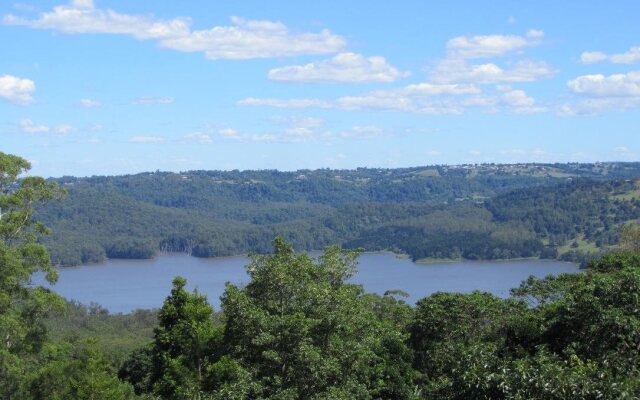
[37,162,640,266]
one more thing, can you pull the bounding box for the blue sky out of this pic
[1,0,639,177]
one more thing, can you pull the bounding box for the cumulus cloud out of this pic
[4,2,346,59]
[340,125,386,139]
[79,98,101,107]
[219,128,242,140]
[558,97,640,117]
[240,84,543,115]
[430,59,556,84]
[271,116,323,129]
[402,83,480,95]
[241,83,542,115]
[20,118,49,133]
[132,96,175,105]
[446,29,543,59]
[268,52,409,83]
[0,74,35,104]
[183,132,213,144]
[559,72,640,115]
[128,135,164,143]
[426,29,553,87]
[20,118,75,134]
[501,90,546,114]
[238,97,332,109]
[335,91,420,112]
[581,47,640,64]
[218,121,393,143]
[241,83,478,114]
[567,71,640,97]
[561,69,640,116]
[241,28,550,115]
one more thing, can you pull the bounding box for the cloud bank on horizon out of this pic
[1,0,639,176]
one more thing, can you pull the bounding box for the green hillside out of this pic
[37,163,640,266]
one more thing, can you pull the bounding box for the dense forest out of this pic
[37,162,640,266]
[2,152,640,398]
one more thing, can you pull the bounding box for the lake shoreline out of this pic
[37,253,581,314]
[58,248,580,268]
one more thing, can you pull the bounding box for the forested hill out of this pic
[37,162,640,266]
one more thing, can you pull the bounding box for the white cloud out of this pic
[4,2,346,60]
[240,84,544,115]
[430,59,555,84]
[424,29,553,87]
[241,82,478,114]
[219,128,242,139]
[561,71,640,115]
[132,96,174,105]
[72,0,93,8]
[268,52,409,83]
[567,71,640,97]
[446,29,543,59]
[79,98,101,107]
[336,91,418,112]
[238,97,332,109]
[218,122,394,143]
[335,90,466,114]
[501,89,545,113]
[402,83,480,95]
[502,90,534,106]
[340,125,386,139]
[128,135,164,143]
[274,116,327,142]
[55,124,75,134]
[20,118,49,133]
[20,118,75,134]
[271,116,324,129]
[240,28,551,116]
[161,16,345,59]
[183,131,213,144]
[558,97,640,116]
[580,51,607,64]
[0,74,35,104]
[580,47,640,64]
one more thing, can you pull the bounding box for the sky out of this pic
[1,0,639,177]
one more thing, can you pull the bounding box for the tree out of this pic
[29,340,137,400]
[0,152,66,398]
[408,291,523,399]
[218,237,415,399]
[620,223,640,253]
[121,276,221,399]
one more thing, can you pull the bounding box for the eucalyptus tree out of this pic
[0,152,66,397]
[217,238,415,399]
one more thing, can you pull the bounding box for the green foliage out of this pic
[620,223,640,252]
[37,164,640,266]
[0,152,141,399]
[120,277,221,399]
[5,151,640,399]
[0,152,67,397]
[407,250,640,399]
[219,238,415,399]
[45,301,157,359]
[28,341,137,400]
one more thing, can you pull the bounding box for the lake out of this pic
[32,253,580,313]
